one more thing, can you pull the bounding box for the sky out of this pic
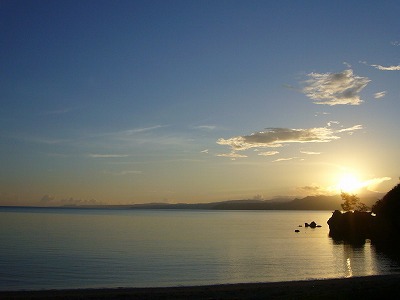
[1,0,399,206]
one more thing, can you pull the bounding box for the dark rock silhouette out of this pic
[327,184,400,245]
[295,229,300,233]
[305,221,320,228]
[327,210,373,244]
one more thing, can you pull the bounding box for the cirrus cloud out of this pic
[302,69,370,105]
[273,157,297,162]
[216,152,248,160]
[300,151,321,155]
[374,91,387,99]
[258,151,279,156]
[89,153,129,158]
[370,64,400,71]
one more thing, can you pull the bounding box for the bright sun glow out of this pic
[337,174,362,193]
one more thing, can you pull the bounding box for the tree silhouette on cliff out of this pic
[340,192,369,212]
[372,183,400,231]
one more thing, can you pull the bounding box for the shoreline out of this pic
[2,274,400,299]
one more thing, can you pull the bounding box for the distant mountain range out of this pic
[121,193,382,211]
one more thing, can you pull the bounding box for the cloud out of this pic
[361,177,391,192]
[258,151,279,156]
[201,149,209,153]
[217,125,362,158]
[193,125,216,130]
[343,62,352,68]
[24,136,71,145]
[89,153,129,158]
[391,41,400,46]
[216,152,248,160]
[302,69,370,105]
[108,170,143,176]
[336,124,363,133]
[374,91,387,99]
[314,112,330,117]
[40,194,56,203]
[370,64,400,71]
[300,151,321,155]
[273,157,297,162]
[217,125,362,152]
[40,195,103,206]
[59,197,101,206]
[327,121,340,127]
[122,125,167,134]
[297,185,323,194]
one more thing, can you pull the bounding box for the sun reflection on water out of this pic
[346,257,352,277]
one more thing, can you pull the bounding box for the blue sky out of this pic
[1,0,399,205]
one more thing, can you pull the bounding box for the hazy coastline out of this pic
[0,193,382,211]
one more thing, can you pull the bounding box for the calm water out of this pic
[0,207,399,291]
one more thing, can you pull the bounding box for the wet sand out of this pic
[1,274,400,299]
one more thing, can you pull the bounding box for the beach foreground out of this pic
[2,274,400,299]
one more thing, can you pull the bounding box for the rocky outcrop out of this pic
[327,210,373,243]
[305,221,321,228]
[327,184,400,245]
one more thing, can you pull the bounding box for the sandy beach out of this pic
[1,274,400,299]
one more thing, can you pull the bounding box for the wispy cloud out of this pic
[258,151,279,156]
[40,194,103,206]
[216,152,248,160]
[273,157,297,162]
[217,125,362,152]
[89,153,129,158]
[22,136,71,145]
[370,64,400,71]
[297,185,324,194]
[193,125,216,130]
[374,91,387,99]
[361,60,400,71]
[327,121,340,127]
[122,125,167,134]
[101,126,193,147]
[314,111,330,117]
[327,176,392,194]
[106,170,143,176]
[217,125,362,158]
[300,151,321,155]
[391,41,400,46]
[302,69,370,105]
[336,124,363,133]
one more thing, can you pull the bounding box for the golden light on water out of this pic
[346,257,353,278]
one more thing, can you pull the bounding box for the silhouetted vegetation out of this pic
[340,192,369,212]
[372,184,400,230]
[370,184,400,244]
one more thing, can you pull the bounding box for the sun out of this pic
[337,174,362,193]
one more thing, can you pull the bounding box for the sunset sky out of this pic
[1,0,399,206]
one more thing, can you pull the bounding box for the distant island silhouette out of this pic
[58,193,382,211]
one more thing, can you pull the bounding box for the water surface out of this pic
[0,207,399,291]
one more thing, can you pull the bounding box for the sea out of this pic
[1,207,399,291]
